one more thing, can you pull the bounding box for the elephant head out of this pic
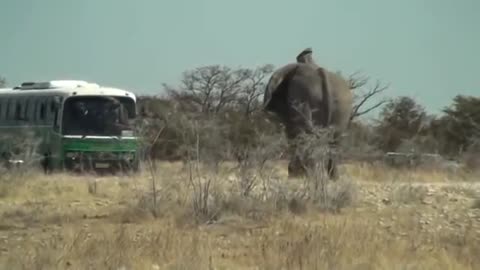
[263,48,353,179]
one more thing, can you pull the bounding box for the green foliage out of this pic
[135,98,284,161]
[342,120,382,157]
[436,95,480,155]
[370,93,479,158]
[375,96,427,152]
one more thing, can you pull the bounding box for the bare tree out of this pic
[163,64,274,117]
[235,64,274,118]
[163,65,246,114]
[348,71,390,121]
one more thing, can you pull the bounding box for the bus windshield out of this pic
[62,96,136,136]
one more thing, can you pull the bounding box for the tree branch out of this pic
[349,75,390,121]
[348,71,369,90]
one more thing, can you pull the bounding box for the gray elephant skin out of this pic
[263,48,353,179]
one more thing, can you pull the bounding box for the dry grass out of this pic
[0,162,479,270]
[344,161,476,183]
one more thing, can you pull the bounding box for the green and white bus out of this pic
[0,80,140,173]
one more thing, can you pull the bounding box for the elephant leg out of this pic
[327,157,338,180]
[326,130,341,180]
[288,156,306,178]
[286,135,307,178]
[285,98,315,178]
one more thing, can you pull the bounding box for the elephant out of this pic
[263,48,353,179]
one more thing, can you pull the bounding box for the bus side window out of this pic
[52,96,62,132]
[16,98,27,121]
[33,98,39,122]
[34,98,43,123]
[14,98,24,121]
[27,98,36,123]
[24,98,31,121]
[0,98,6,123]
[0,98,4,122]
[46,97,55,123]
[4,99,8,121]
[39,100,46,123]
[7,98,15,121]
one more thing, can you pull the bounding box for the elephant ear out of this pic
[263,63,299,112]
[316,67,333,126]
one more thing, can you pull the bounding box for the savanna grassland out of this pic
[0,161,479,270]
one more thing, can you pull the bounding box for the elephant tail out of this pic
[316,67,333,126]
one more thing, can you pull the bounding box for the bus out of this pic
[0,80,140,173]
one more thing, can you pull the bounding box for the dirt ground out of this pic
[0,162,479,270]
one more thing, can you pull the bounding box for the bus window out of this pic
[46,97,55,123]
[7,99,15,121]
[62,96,134,136]
[52,97,62,132]
[4,99,9,120]
[0,98,3,121]
[28,98,36,122]
[14,99,20,120]
[14,98,28,121]
[39,100,46,122]
[33,98,39,122]
[24,98,31,121]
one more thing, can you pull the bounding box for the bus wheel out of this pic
[41,151,53,174]
[130,158,140,173]
[1,152,11,169]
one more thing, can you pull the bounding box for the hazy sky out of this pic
[1,0,479,115]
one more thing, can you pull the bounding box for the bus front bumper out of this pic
[63,151,138,171]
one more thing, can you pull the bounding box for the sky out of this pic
[1,0,479,116]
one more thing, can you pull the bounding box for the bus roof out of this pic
[0,80,136,102]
